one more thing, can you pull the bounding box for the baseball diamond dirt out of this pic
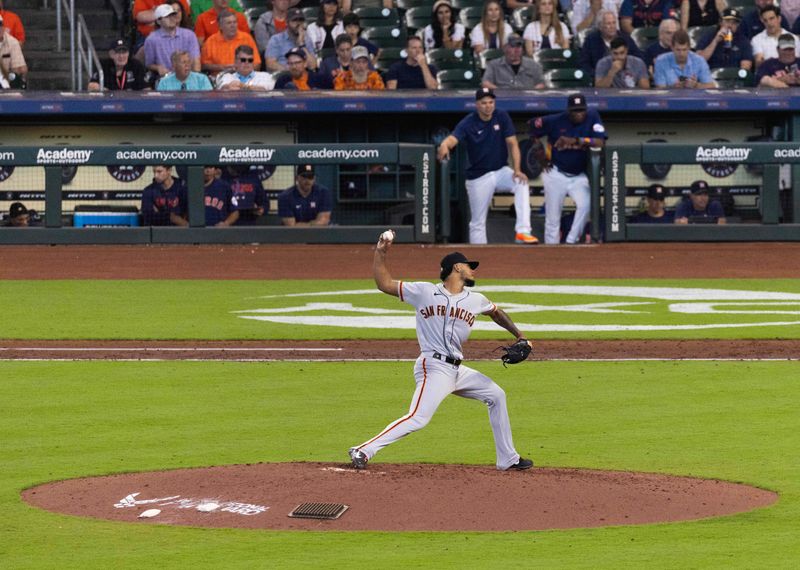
[5,242,798,531]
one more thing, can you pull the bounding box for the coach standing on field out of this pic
[528,93,606,245]
[437,87,537,245]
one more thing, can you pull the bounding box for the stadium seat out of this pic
[245,7,267,28]
[631,26,660,51]
[238,0,262,9]
[405,6,433,32]
[426,47,475,70]
[544,67,593,88]
[710,67,754,88]
[354,7,402,27]
[688,25,716,49]
[511,7,532,32]
[376,47,407,71]
[317,47,336,61]
[363,26,408,48]
[459,6,483,29]
[437,68,482,88]
[534,48,578,70]
[302,6,318,21]
[352,0,387,8]
[396,0,436,10]
[451,0,485,8]
[478,47,504,69]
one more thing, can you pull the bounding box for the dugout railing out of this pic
[603,142,800,241]
[0,143,435,245]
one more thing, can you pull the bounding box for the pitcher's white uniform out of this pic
[351,280,523,470]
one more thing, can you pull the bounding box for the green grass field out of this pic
[2,360,799,569]
[2,278,800,339]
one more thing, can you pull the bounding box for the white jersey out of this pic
[399,280,495,360]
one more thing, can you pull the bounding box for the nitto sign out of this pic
[218,147,276,163]
[695,146,752,162]
[36,148,94,164]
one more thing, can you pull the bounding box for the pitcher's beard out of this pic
[464,278,476,287]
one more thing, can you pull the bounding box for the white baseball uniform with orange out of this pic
[351,280,522,470]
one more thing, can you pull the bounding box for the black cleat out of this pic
[508,458,534,470]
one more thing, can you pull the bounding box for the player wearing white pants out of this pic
[542,167,590,245]
[348,232,533,471]
[466,166,532,245]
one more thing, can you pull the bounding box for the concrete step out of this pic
[25,70,73,91]
[25,50,72,71]
[14,8,119,31]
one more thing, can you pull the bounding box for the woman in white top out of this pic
[469,0,514,55]
[307,0,345,55]
[423,0,466,50]
[523,0,571,57]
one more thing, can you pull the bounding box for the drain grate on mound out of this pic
[288,502,349,520]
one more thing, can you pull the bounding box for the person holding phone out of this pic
[653,28,716,88]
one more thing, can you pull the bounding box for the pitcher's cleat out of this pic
[515,232,539,244]
[508,458,534,470]
[348,447,368,469]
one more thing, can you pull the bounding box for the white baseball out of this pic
[380,230,395,242]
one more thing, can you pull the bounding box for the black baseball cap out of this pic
[567,93,587,111]
[297,164,315,177]
[285,46,307,60]
[441,252,479,274]
[108,39,130,52]
[9,202,28,218]
[475,86,495,100]
[287,7,305,21]
[722,7,742,21]
[647,184,666,200]
[690,180,709,194]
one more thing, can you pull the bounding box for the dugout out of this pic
[1,89,800,243]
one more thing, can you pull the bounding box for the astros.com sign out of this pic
[695,146,752,162]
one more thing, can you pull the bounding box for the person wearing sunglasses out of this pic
[218,44,275,90]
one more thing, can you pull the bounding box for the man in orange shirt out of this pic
[195,0,250,46]
[133,0,191,41]
[274,47,326,89]
[201,10,261,78]
[0,0,24,44]
[333,45,383,90]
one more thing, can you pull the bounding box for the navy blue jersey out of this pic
[528,109,607,175]
[225,172,266,224]
[675,197,725,221]
[204,178,233,226]
[629,210,675,224]
[140,177,186,226]
[696,28,753,69]
[384,60,438,89]
[278,184,333,222]
[452,109,516,180]
[755,56,800,84]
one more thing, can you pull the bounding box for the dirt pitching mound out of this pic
[22,462,777,532]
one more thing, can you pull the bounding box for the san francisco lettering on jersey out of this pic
[419,304,476,326]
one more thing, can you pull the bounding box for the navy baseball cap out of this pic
[297,164,315,177]
[722,7,742,21]
[287,7,305,21]
[567,93,587,111]
[647,184,666,200]
[475,87,495,100]
[690,180,709,194]
[285,46,307,60]
[108,39,130,52]
[9,202,28,218]
[441,252,479,273]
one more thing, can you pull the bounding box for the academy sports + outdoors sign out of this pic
[641,142,800,164]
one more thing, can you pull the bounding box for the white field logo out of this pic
[232,285,800,332]
[695,146,751,162]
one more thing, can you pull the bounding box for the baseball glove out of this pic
[497,338,532,367]
[530,137,551,172]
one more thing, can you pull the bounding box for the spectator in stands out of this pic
[570,0,625,35]
[333,45,384,89]
[255,0,292,58]
[482,33,545,88]
[308,0,344,56]
[783,0,800,33]
[619,0,676,35]
[222,165,266,224]
[0,0,24,44]
[202,166,239,226]
[629,184,674,223]
[422,0,465,50]
[278,164,333,226]
[523,0,571,57]
[3,202,29,227]
[696,8,753,72]
[342,13,379,65]
[275,46,326,89]
[469,0,514,55]
[266,8,316,71]
[579,10,643,78]
[741,0,788,40]
[680,0,725,30]
[202,9,262,78]
[594,36,650,87]
[157,50,214,90]
[756,33,800,87]
[385,36,439,89]
[0,13,26,89]
[653,28,715,87]
[674,179,726,224]
[144,4,201,79]
[217,44,275,90]
[133,0,191,47]
[752,6,798,69]
[88,39,149,92]
[195,0,250,46]
[170,1,194,29]
[141,165,188,226]
[643,16,678,71]
[318,33,353,87]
